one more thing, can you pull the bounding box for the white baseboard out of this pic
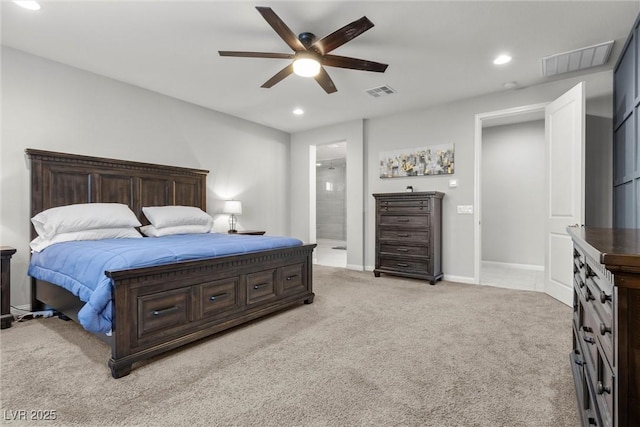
[346,264,365,271]
[481,260,544,271]
[10,304,31,315]
[443,274,477,284]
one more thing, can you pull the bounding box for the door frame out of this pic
[473,103,549,286]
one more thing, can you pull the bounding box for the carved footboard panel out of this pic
[108,244,315,378]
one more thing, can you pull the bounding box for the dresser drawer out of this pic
[137,287,191,339]
[579,303,600,379]
[198,278,239,319]
[279,263,305,294]
[379,214,430,228]
[378,229,429,242]
[378,257,430,274]
[247,269,276,304]
[585,274,613,324]
[378,198,430,213]
[583,276,614,364]
[593,354,615,427]
[380,243,430,258]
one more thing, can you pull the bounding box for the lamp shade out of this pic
[292,52,321,77]
[223,200,242,215]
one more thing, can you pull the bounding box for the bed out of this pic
[26,149,316,378]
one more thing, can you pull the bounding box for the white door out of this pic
[544,82,585,305]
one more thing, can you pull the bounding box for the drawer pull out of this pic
[397,218,410,222]
[585,266,597,278]
[597,381,611,395]
[599,291,612,304]
[583,336,596,345]
[586,289,595,301]
[152,305,180,317]
[253,283,269,290]
[599,323,612,336]
[396,248,409,253]
[209,292,229,302]
[574,357,584,367]
[397,233,410,237]
[578,261,585,269]
[286,274,299,281]
[396,263,409,267]
[581,325,593,333]
[578,279,585,288]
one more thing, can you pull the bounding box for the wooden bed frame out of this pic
[26,149,316,378]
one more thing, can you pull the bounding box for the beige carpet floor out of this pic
[0,265,579,426]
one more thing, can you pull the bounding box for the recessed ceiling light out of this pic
[293,108,304,116]
[493,54,512,65]
[13,1,41,10]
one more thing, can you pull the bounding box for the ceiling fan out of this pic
[218,6,388,94]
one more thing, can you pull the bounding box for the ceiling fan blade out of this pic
[219,51,294,59]
[313,16,374,55]
[314,67,338,94]
[323,54,388,72]
[256,6,305,52]
[261,64,295,88]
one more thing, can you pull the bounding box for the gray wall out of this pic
[1,47,292,307]
[316,158,346,240]
[481,120,545,266]
[585,115,613,227]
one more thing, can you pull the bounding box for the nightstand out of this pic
[229,230,266,235]
[1,246,17,329]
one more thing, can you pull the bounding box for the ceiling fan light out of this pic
[293,57,321,77]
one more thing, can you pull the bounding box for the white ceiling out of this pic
[2,1,638,134]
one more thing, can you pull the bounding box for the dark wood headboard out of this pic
[26,149,209,239]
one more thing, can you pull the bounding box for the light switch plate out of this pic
[457,205,474,214]
[449,179,458,188]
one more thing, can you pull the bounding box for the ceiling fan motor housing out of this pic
[298,32,316,48]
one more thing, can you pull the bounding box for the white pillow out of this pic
[142,206,213,229]
[32,203,141,239]
[140,223,212,237]
[30,227,142,252]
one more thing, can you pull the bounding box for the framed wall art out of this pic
[379,143,454,178]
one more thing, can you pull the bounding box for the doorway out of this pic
[480,117,545,291]
[315,141,347,268]
[474,103,548,291]
[474,83,585,307]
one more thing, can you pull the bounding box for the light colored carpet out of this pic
[0,265,579,426]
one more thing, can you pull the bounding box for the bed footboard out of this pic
[107,244,315,378]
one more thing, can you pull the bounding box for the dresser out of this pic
[568,226,639,427]
[373,192,444,284]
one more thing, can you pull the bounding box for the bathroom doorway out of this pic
[315,141,347,268]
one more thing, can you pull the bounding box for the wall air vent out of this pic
[542,40,614,77]
[366,85,396,98]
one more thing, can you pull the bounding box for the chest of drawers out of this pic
[373,192,444,284]
[568,226,640,427]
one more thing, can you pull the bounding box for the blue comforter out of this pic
[28,233,303,334]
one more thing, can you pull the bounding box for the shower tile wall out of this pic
[316,159,346,240]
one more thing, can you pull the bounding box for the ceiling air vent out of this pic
[542,41,614,77]
[366,85,396,98]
